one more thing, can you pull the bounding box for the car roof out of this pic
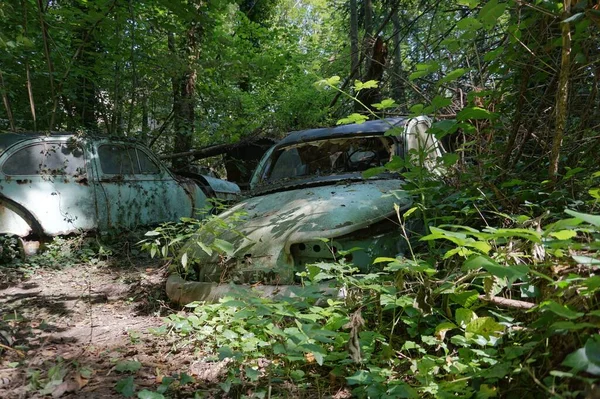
[274,117,408,148]
[0,132,144,155]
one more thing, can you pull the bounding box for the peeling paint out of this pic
[177,116,443,293]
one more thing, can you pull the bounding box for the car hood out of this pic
[182,179,412,266]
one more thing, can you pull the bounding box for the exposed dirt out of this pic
[0,255,211,398]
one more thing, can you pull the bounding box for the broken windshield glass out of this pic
[263,136,395,184]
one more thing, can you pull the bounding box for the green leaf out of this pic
[457,17,483,30]
[115,361,142,373]
[457,0,479,9]
[441,153,459,167]
[362,166,386,179]
[463,255,529,282]
[435,322,457,340]
[346,370,372,385]
[539,301,585,320]
[197,241,213,256]
[213,238,235,256]
[449,290,480,308]
[589,188,600,199]
[483,46,504,61]
[115,376,136,397]
[439,68,467,84]
[387,383,419,398]
[478,0,507,29]
[337,113,369,125]
[456,308,477,328]
[564,209,600,227]
[562,337,600,375]
[301,344,326,366]
[372,98,397,110]
[354,79,378,91]
[465,317,504,338]
[431,95,452,109]
[373,257,397,264]
[138,390,165,399]
[549,230,577,240]
[245,367,260,382]
[457,106,498,121]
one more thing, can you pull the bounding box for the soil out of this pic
[0,250,221,398]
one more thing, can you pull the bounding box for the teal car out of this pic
[0,134,239,241]
[168,117,445,303]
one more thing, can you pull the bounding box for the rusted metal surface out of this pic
[0,133,240,238]
[173,117,445,303]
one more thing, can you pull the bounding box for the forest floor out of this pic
[0,247,225,398]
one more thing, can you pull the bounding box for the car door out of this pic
[91,140,199,230]
[0,137,97,236]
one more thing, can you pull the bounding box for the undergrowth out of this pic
[134,145,600,398]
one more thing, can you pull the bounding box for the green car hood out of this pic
[180,179,412,283]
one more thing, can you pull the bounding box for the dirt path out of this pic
[0,256,197,398]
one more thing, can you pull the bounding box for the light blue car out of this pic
[0,133,239,240]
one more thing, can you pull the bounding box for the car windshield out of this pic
[262,135,395,184]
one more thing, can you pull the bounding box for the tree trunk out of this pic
[357,36,388,112]
[549,0,572,182]
[36,0,57,129]
[25,63,37,131]
[391,10,405,108]
[0,70,15,131]
[169,30,198,170]
[350,0,359,79]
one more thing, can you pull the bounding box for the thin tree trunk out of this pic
[141,91,149,142]
[364,0,373,38]
[26,63,37,131]
[0,70,15,131]
[126,0,137,136]
[391,10,405,107]
[36,0,57,129]
[350,0,359,78]
[549,0,572,182]
[503,57,533,168]
[170,27,199,170]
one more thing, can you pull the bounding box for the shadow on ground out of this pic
[0,245,196,399]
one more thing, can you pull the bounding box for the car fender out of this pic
[0,194,44,237]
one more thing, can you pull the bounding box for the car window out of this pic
[98,144,136,174]
[264,136,393,183]
[136,149,160,174]
[2,142,86,176]
[99,144,161,175]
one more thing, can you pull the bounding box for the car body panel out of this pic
[181,179,413,285]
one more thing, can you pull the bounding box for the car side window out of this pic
[2,142,86,176]
[98,145,136,174]
[98,144,161,175]
[135,149,160,174]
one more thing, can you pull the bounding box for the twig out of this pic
[478,295,535,310]
[0,342,25,358]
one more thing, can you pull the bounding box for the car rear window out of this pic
[2,142,86,176]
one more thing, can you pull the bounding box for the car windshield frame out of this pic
[252,134,401,192]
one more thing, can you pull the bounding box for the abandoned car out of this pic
[0,133,240,240]
[167,116,445,303]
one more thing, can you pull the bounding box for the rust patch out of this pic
[15,179,31,185]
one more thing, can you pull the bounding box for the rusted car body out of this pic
[0,133,239,239]
[167,116,444,304]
